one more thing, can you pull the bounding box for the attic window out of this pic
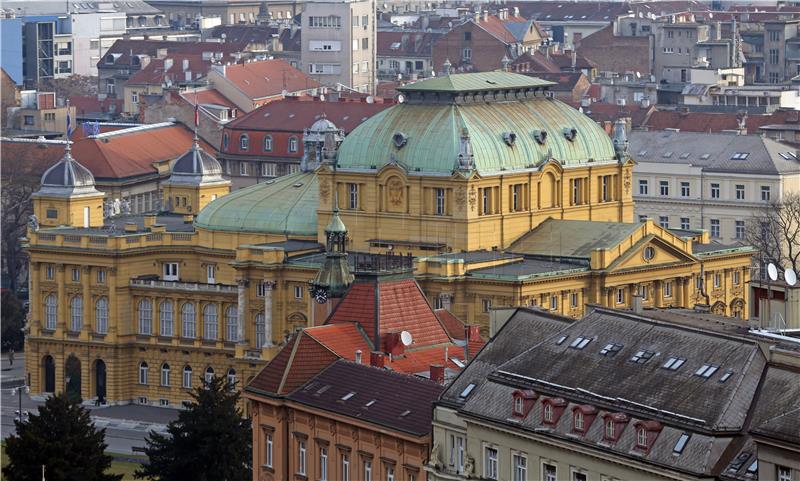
[700,153,711,160]
[533,129,547,145]
[731,152,749,160]
[555,335,568,345]
[630,350,655,364]
[569,336,592,349]
[459,383,476,399]
[340,391,355,401]
[719,370,734,383]
[400,409,411,417]
[599,343,623,356]
[673,433,690,454]
[316,384,331,395]
[695,363,719,378]
[662,357,686,370]
[502,132,517,146]
[392,131,408,149]
[563,127,577,141]
[662,151,673,158]
[679,152,690,159]
[365,399,376,407]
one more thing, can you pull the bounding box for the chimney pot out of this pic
[355,350,362,364]
[370,351,385,368]
[430,364,445,384]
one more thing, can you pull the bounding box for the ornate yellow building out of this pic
[24,72,754,405]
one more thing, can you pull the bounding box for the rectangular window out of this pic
[207,265,215,284]
[266,432,273,467]
[714,273,722,289]
[660,180,669,196]
[348,183,358,209]
[46,264,55,279]
[733,271,740,285]
[462,48,472,62]
[601,175,611,201]
[97,269,106,284]
[570,292,578,308]
[482,299,492,313]
[711,183,720,199]
[464,31,471,41]
[512,184,522,211]
[320,447,328,481]
[770,48,779,64]
[484,447,498,480]
[664,281,672,298]
[761,185,771,201]
[298,441,306,475]
[550,295,558,311]
[543,463,557,481]
[294,286,303,299]
[681,217,690,230]
[364,459,372,481]
[639,284,649,301]
[72,268,80,282]
[163,262,179,281]
[639,179,648,195]
[362,37,368,49]
[456,437,464,473]
[239,162,248,176]
[262,163,276,177]
[352,39,359,51]
[573,471,588,481]
[736,220,745,239]
[736,184,745,200]
[710,219,720,238]
[616,288,624,304]
[571,178,583,205]
[778,466,792,481]
[512,453,527,481]
[482,188,490,215]
[681,181,690,197]
[386,465,394,481]
[659,216,669,229]
[436,188,446,215]
[769,30,781,42]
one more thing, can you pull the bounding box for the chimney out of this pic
[124,222,138,232]
[164,57,173,71]
[482,10,489,23]
[429,364,445,384]
[467,325,481,342]
[144,214,157,229]
[513,6,519,18]
[182,58,189,71]
[370,351,385,368]
[355,350,362,364]
[571,50,577,69]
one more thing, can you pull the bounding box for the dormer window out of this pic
[571,405,597,434]
[511,390,537,419]
[574,411,584,431]
[541,397,567,425]
[636,427,647,448]
[543,403,553,423]
[514,397,523,414]
[602,412,628,442]
[633,420,662,452]
[605,419,615,439]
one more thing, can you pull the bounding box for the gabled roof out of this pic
[180,88,237,111]
[224,96,394,134]
[576,25,651,76]
[509,1,630,23]
[99,39,245,69]
[643,109,800,134]
[127,54,212,86]
[216,59,320,100]
[288,359,444,437]
[326,278,453,347]
[68,95,123,116]
[377,31,441,57]
[510,50,561,73]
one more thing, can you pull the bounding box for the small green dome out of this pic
[194,171,318,236]
[335,72,617,175]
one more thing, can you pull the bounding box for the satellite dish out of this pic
[319,93,325,102]
[400,330,413,346]
[786,268,798,286]
[366,95,374,104]
[768,263,779,281]
[397,94,405,103]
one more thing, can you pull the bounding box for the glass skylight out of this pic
[459,383,476,399]
[599,343,623,356]
[695,364,719,378]
[662,357,686,370]
[673,433,690,454]
[631,350,655,364]
[569,337,592,349]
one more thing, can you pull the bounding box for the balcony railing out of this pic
[130,278,237,294]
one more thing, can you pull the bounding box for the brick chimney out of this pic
[467,325,481,341]
[370,351,385,368]
[430,364,445,384]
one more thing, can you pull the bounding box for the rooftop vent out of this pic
[533,129,547,145]
[502,131,517,146]
[563,127,577,141]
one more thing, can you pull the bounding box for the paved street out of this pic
[1,353,178,454]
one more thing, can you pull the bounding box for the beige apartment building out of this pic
[301,0,376,93]
[628,131,800,245]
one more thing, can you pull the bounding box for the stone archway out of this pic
[730,298,745,319]
[42,355,55,393]
[711,301,727,316]
[93,359,107,402]
[65,355,81,402]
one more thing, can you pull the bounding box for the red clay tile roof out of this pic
[580,102,654,129]
[509,1,630,22]
[326,278,452,347]
[127,54,212,86]
[389,345,466,373]
[435,309,466,340]
[225,96,394,133]
[641,109,800,133]
[304,323,371,361]
[549,52,598,70]
[181,89,238,111]
[475,15,522,45]
[71,124,214,180]
[219,59,320,100]
[99,39,246,69]
[68,95,123,116]
[287,359,443,436]
[577,25,650,76]
[510,50,561,73]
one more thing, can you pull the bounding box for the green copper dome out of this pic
[194,171,318,236]
[335,72,617,175]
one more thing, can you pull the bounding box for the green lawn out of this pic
[1,442,145,480]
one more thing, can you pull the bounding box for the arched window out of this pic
[161,363,170,386]
[95,297,108,334]
[605,419,615,439]
[160,300,173,337]
[263,135,273,152]
[139,299,152,335]
[45,294,57,330]
[543,404,553,423]
[225,306,238,342]
[288,136,298,153]
[139,361,149,385]
[203,304,218,340]
[70,296,83,331]
[574,411,584,431]
[222,133,229,150]
[182,365,192,388]
[137,15,146,27]
[226,368,236,389]
[255,313,266,348]
[239,134,249,151]
[204,366,214,383]
[182,302,196,338]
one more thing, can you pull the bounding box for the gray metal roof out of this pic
[629,131,800,175]
[468,256,588,281]
[509,219,641,258]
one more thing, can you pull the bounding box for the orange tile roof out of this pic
[435,309,466,340]
[220,59,320,100]
[181,89,237,111]
[388,345,466,373]
[70,124,215,180]
[304,323,371,361]
[248,331,339,395]
[127,54,212,86]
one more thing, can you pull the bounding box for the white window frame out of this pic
[225,306,238,342]
[483,445,498,480]
[163,262,179,281]
[542,462,557,481]
[160,300,174,337]
[161,363,170,386]
[512,452,527,481]
[436,188,446,215]
[298,441,307,476]
[266,432,273,468]
[320,447,328,481]
[203,304,218,340]
[289,136,298,153]
[139,361,149,385]
[95,297,108,334]
[348,183,358,209]
[138,298,152,335]
[239,161,248,176]
[207,264,215,284]
[182,302,196,338]
[182,365,192,388]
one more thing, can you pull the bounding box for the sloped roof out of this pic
[326,278,453,347]
[397,71,552,93]
[435,309,466,340]
[68,95,124,116]
[750,365,800,445]
[127,54,212,86]
[304,322,371,361]
[578,102,653,129]
[510,50,561,73]
[643,109,800,134]
[180,89,237,111]
[225,96,393,134]
[99,39,245,69]
[219,59,320,100]
[377,31,441,57]
[510,219,642,258]
[509,1,630,22]
[577,25,650,76]
[288,359,443,436]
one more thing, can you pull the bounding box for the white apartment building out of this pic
[628,131,800,245]
[301,0,376,93]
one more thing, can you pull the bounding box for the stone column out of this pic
[236,279,247,343]
[264,281,276,348]
[107,267,117,338]
[30,262,40,333]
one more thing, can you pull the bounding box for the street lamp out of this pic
[10,385,30,422]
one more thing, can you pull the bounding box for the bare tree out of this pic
[745,192,800,275]
[1,161,40,293]
[35,75,98,100]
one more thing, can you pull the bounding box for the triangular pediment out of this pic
[606,235,697,273]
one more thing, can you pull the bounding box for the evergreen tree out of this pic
[135,375,252,481]
[3,393,121,481]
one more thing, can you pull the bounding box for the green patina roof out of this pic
[194,171,318,235]
[336,74,616,175]
[396,71,554,93]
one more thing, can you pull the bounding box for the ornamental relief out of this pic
[455,186,467,213]
[468,185,477,212]
[387,178,404,206]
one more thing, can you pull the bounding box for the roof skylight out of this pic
[459,383,476,399]
[679,152,690,159]
[569,336,592,349]
[555,335,568,345]
[400,409,411,417]
[662,357,686,370]
[631,350,655,364]
[673,433,690,454]
[341,391,355,401]
[719,370,734,383]
[365,399,376,407]
[599,343,623,356]
[695,363,719,378]
[700,153,711,159]
[746,460,758,474]
[731,152,749,160]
